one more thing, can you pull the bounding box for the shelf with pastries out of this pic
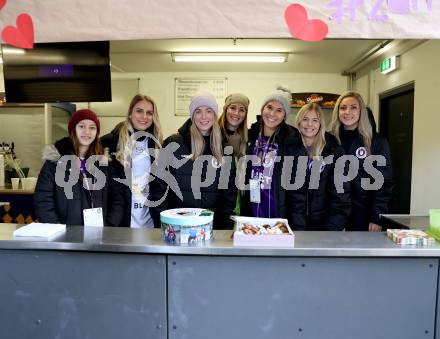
[290,92,339,109]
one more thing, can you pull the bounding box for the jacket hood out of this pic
[42,136,109,165]
[324,132,339,150]
[248,120,301,145]
[42,137,75,162]
[42,144,62,162]
[111,121,125,136]
[177,118,193,148]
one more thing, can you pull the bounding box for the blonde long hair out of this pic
[116,94,164,167]
[330,91,372,154]
[295,102,326,158]
[190,120,223,164]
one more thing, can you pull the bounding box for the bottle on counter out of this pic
[0,154,5,187]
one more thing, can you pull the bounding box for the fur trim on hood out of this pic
[42,137,74,162]
[177,118,193,148]
[42,144,62,162]
[42,136,109,165]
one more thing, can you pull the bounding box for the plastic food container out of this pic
[160,208,213,245]
[430,209,440,228]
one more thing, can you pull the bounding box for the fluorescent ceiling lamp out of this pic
[172,53,288,63]
[1,46,26,55]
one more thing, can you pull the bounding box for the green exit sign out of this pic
[380,56,398,74]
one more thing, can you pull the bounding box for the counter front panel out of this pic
[168,255,437,339]
[0,250,167,339]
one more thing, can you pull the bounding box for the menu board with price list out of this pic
[174,78,227,116]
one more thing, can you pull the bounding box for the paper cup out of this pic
[22,177,37,191]
[11,177,20,190]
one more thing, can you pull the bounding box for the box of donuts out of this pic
[232,216,294,247]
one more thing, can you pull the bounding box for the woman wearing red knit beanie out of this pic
[34,109,124,226]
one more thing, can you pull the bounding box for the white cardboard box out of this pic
[233,217,295,248]
[13,223,66,240]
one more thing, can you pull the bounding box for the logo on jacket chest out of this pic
[183,154,223,168]
[355,147,367,159]
[211,157,224,168]
[135,146,145,154]
[308,160,326,173]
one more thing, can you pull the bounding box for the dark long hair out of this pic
[218,103,248,155]
[69,129,103,158]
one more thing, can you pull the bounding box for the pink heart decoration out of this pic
[2,13,34,49]
[0,0,6,11]
[284,4,328,42]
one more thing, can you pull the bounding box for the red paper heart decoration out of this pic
[0,0,6,11]
[2,13,34,49]
[284,4,328,42]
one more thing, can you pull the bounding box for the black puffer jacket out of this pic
[34,137,124,226]
[101,123,159,227]
[152,119,237,229]
[339,128,393,231]
[305,133,351,231]
[241,121,308,229]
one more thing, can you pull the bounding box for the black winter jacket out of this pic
[101,123,160,227]
[34,137,124,226]
[241,121,308,230]
[305,133,351,231]
[339,128,393,231]
[151,119,237,229]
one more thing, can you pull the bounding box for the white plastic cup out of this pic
[11,177,20,190]
[29,177,37,191]
[0,155,5,187]
[22,177,37,191]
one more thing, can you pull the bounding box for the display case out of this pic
[286,92,339,128]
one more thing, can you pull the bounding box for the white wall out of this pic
[0,106,46,177]
[356,40,440,214]
[353,73,379,128]
[97,72,347,138]
[1,70,347,174]
[0,70,4,92]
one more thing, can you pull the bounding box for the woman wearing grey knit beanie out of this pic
[241,89,308,230]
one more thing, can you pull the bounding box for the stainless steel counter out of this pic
[1,217,440,339]
[1,220,439,257]
[382,214,429,229]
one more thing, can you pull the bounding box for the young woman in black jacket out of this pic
[218,93,250,215]
[294,102,350,231]
[241,90,307,229]
[34,109,124,226]
[101,94,163,228]
[153,91,237,229]
[330,91,393,231]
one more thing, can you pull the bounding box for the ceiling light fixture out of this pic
[171,53,288,63]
